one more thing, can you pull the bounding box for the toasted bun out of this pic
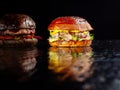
[49,40,92,47]
[48,16,93,31]
[0,14,36,30]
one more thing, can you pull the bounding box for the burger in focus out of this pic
[48,16,94,47]
[0,14,42,47]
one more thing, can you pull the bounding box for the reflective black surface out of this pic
[0,40,120,90]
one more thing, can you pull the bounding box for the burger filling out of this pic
[48,30,94,43]
[0,29,42,40]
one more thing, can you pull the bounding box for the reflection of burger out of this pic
[0,14,42,47]
[48,16,94,47]
[0,47,40,82]
[48,47,94,81]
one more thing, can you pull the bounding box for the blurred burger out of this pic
[0,14,42,47]
[48,16,94,47]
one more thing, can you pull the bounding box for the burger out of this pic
[48,47,94,81]
[0,14,42,47]
[48,16,94,47]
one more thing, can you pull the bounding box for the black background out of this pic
[0,0,120,40]
[0,1,120,89]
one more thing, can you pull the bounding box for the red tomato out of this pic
[4,36,13,39]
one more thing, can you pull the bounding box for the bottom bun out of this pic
[0,38,38,47]
[49,40,92,47]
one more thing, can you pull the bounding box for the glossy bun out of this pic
[0,14,36,30]
[48,16,93,31]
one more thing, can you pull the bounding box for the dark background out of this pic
[0,0,120,40]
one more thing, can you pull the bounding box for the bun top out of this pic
[48,16,93,31]
[0,14,36,30]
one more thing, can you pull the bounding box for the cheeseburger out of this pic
[0,14,42,47]
[48,16,94,47]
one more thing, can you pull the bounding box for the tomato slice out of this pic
[0,36,13,39]
[0,36,4,39]
[23,35,42,40]
[4,36,13,39]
